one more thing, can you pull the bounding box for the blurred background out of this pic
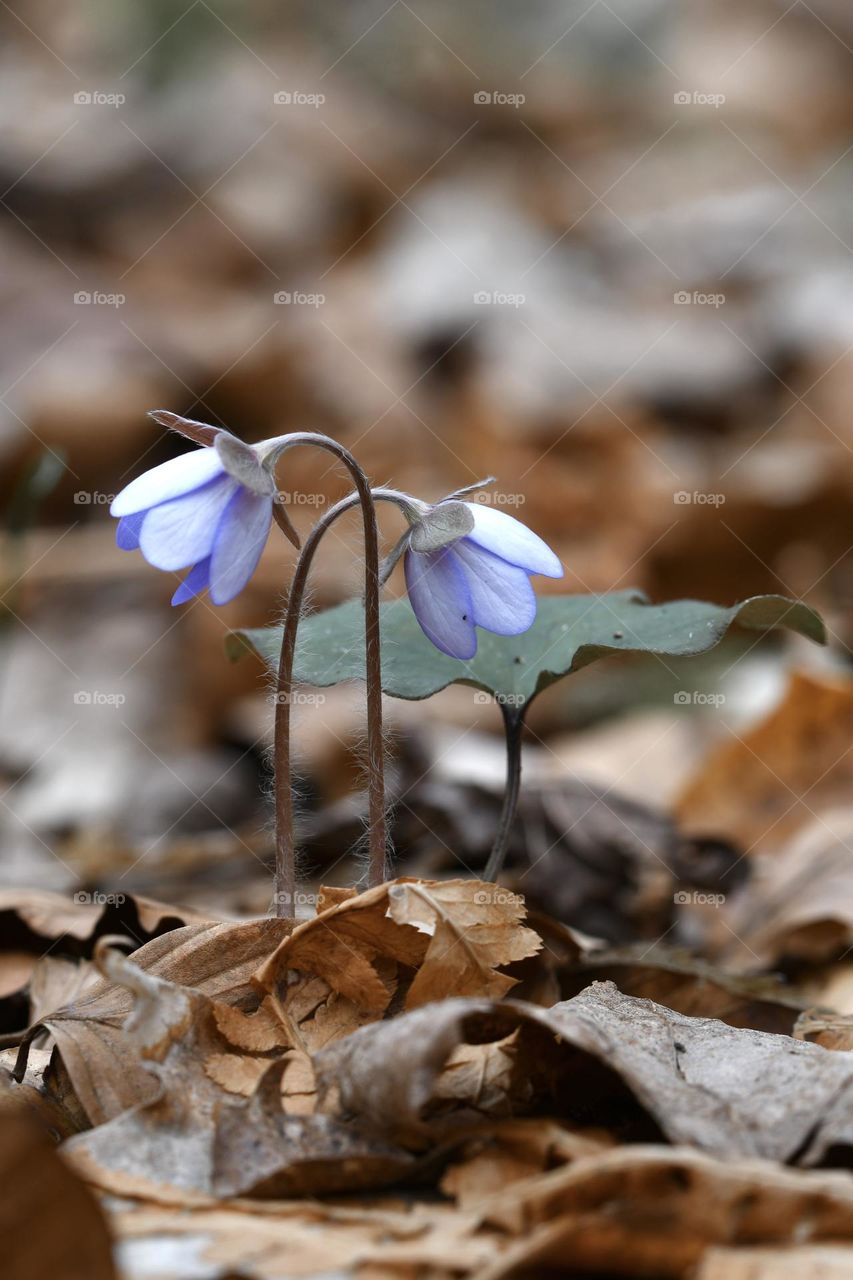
[1,0,851,951]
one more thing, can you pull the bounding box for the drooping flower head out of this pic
[111,414,294,606]
[380,484,563,660]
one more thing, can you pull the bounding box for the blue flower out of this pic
[401,500,562,659]
[111,430,278,606]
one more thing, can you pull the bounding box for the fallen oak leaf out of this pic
[386,880,542,1009]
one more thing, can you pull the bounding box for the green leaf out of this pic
[227,590,825,709]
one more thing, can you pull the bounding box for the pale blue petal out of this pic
[172,557,211,606]
[208,488,273,605]
[116,511,146,550]
[139,475,237,571]
[453,538,537,635]
[463,504,563,578]
[404,547,476,660]
[111,448,225,517]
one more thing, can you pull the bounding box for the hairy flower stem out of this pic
[483,702,525,883]
[269,436,385,916]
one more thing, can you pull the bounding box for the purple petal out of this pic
[453,538,537,635]
[172,557,211,606]
[463,504,563,578]
[404,547,476,660]
[208,488,274,605]
[115,510,146,550]
[111,448,225,517]
[139,474,237,571]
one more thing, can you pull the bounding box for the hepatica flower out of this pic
[387,493,562,660]
[111,429,280,606]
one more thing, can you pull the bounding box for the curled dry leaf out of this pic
[254,880,427,1015]
[254,878,542,1019]
[317,982,853,1164]
[387,880,542,1008]
[17,918,292,1127]
[62,943,413,1202]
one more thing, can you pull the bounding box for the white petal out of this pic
[208,488,273,605]
[453,538,537,635]
[404,548,476,660]
[111,448,225,517]
[463,504,563,577]
[139,475,237,571]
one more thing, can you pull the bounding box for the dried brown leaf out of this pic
[386,880,542,1009]
[475,1146,853,1278]
[696,1246,853,1279]
[211,1060,420,1198]
[26,918,291,1126]
[0,1113,116,1280]
[254,880,428,1014]
[676,671,853,853]
[317,982,853,1163]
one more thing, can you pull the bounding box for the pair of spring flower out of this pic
[111,420,562,659]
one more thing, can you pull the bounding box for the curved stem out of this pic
[270,436,386,915]
[483,702,525,883]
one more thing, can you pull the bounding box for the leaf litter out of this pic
[6,876,853,1277]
